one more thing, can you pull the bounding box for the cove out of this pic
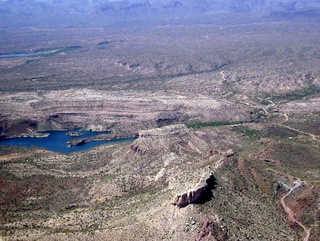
[0,129,136,154]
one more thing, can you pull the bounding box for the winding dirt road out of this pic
[280,181,311,241]
[239,96,319,142]
[278,112,319,141]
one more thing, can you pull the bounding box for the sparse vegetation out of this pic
[272,85,320,102]
[265,126,298,138]
[0,19,319,241]
[233,126,261,139]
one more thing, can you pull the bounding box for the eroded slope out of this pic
[2,123,319,240]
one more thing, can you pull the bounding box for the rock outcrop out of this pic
[131,124,189,154]
[66,131,82,137]
[67,138,86,147]
[0,89,253,139]
[172,174,217,208]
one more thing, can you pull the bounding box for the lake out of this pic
[0,129,136,154]
[0,46,81,58]
[0,49,60,58]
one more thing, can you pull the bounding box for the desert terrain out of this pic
[0,18,319,241]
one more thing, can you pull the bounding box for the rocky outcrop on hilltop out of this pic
[172,174,217,208]
[130,124,190,154]
[170,148,235,208]
[126,124,226,172]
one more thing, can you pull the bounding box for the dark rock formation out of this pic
[67,138,86,147]
[172,174,217,208]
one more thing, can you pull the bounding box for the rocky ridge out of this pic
[1,121,315,240]
[0,89,253,139]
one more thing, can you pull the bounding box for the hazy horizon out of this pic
[0,0,319,28]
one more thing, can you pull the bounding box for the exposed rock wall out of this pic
[172,174,217,208]
[0,89,253,138]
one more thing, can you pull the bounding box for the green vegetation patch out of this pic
[186,121,241,129]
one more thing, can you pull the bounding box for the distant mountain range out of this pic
[0,0,319,27]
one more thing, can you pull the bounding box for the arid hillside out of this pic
[0,19,319,241]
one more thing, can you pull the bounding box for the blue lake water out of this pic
[0,129,136,154]
[0,52,43,58]
[0,50,59,58]
[0,46,81,58]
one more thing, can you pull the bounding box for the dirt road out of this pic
[280,181,311,241]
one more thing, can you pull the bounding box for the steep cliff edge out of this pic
[0,89,253,138]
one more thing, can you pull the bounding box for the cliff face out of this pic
[0,89,253,138]
[172,174,217,208]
